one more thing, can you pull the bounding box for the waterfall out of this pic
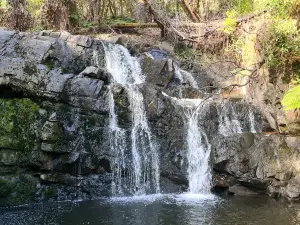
[163,93,212,194]
[103,42,160,195]
[108,87,127,195]
[174,64,199,89]
[218,103,243,136]
[218,102,258,136]
[186,103,212,193]
[248,108,257,133]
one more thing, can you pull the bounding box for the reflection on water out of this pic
[0,194,300,225]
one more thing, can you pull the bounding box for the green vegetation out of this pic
[107,16,136,25]
[259,0,300,110]
[282,86,300,110]
[0,0,299,109]
[221,0,300,109]
[232,0,254,14]
[0,98,41,151]
[0,176,37,205]
[223,9,238,35]
[41,186,57,198]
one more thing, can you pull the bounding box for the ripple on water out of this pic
[108,194,165,204]
[172,193,218,205]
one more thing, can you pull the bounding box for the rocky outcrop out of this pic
[212,133,300,200]
[246,67,300,135]
[0,29,300,206]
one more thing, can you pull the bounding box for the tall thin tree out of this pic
[41,0,77,30]
[4,0,33,31]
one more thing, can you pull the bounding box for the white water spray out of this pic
[163,93,212,194]
[103,43,160,195]
[248,108,257,133]
[218,103,243,136]
[186,107,212,193]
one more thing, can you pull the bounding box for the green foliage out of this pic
[223,9,238,35]
[41,186,57,198]
[31,23,44,31]
[0,0,6,8]
[282,85,300,110]
[107,16,136,24]
[27,0,43,17]
[174,43,196,69]
[258,0,300,85]
[274,18,298,36]
[254,0,299,18]
[293,68,300,84]
[82,21,95,29]
[233,0,254,14]
[0,98,41,151]
[262,19,300,74]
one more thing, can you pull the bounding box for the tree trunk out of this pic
[179,0,201,22]
[41,0,77,30]
[143,0,192,40]
[5,0,33,31]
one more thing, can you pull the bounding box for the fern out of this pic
[282,85,300,110]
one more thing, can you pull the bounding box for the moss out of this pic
[41,55,56,70]
[287,122,300,136]
[0,98,41,151]
[114,91,131,127]
[0,177,37,205]
[42,121,63,142]
[278,143,294,155]
[14,44,23,55]
[81,114,106,153]
[41,186,57,198]
[0,166,18,175]
[0,179,14,197]
[10,181,36,204]
[61,67,70,74]
[24,64,37,75]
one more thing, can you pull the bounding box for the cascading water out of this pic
[185,102,212,193]
[107,87,127,195]
[162,92,212,194]
[218,103,243,136]
[174,64,199,89]
[171,66,212,194]
[218,102,258,136]
[103,42,160,195]
[248,108,257,133]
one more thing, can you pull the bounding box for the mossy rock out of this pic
[0,98,44,151]
[0,179,14,197]
[113,90,132,128]
[0,149,27,166]
[0,176,37,206]
[41,121,64,142]
[0,166,18,175]
[24,64,38,75]
[41,186,57,198]
[287,122,300,136]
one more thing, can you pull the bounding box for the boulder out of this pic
[285,175,300,199]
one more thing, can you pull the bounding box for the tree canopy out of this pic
[0,0,299,109]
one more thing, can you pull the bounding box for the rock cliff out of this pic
[0,28,299,205]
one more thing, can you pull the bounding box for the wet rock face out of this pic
[0,29,191,205]
[212,134,300,200]
[0,29,300,205]
[246,69,300,135]
[0,29,117,205]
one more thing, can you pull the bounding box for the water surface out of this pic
[1,194,299,225]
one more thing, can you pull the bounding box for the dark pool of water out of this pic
[0,194,299,225]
